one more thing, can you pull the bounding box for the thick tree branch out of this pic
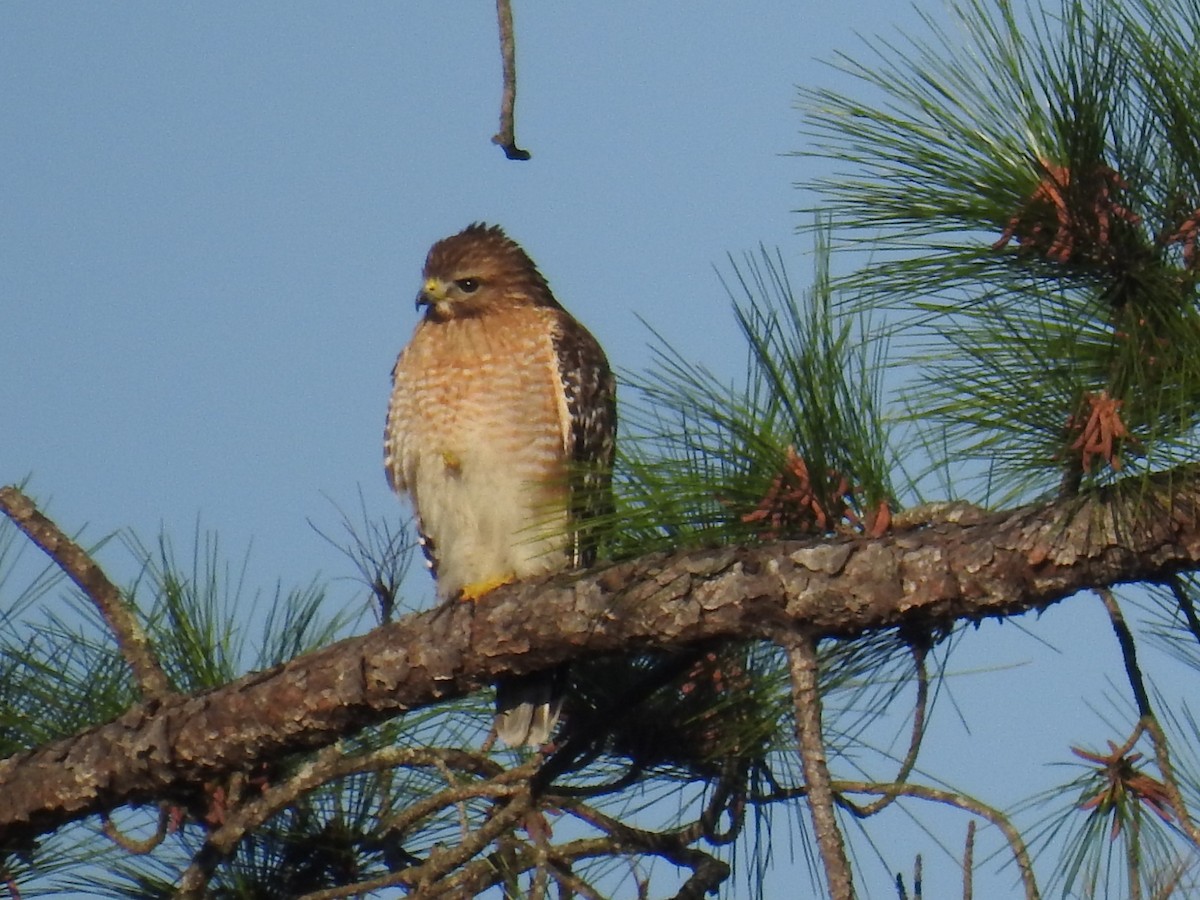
[0,485,172,700]
[4,467,1200,847]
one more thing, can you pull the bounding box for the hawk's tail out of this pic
[494,669,565,748]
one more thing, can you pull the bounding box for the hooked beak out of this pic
[416,277,447,311]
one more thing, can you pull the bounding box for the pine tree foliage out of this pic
[801,0,1200,503]
[796,0,1200,895]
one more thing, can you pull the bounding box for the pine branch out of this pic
[0,486,171,700]
[5,466,1200,846]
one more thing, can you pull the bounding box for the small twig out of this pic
[381,759,532,842]
[837,782,1039,900]
[491,0,530,160]
[0,485,171,700]
[763,776,1037,899]
[1142,716,1200,847]
[549,859,604,900]
[559,801,729,898]
[1098,588,1152,717]
[175,745,521,899]
[785,633,855,900]
[431,753,472,845]
[402,794,536,895]
[843,642,929,817]
[1126,807,1143,900]
[561,800,699,852]
[529,848,549,900]
[699,759,747,845]
[295,792,534,900]
[963,820,975,900]
[1164,575,1200,649]
[101,806,172,854]
[547,861,605,900]
[175,743,351,898]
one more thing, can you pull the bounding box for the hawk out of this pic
[384,223,617,747]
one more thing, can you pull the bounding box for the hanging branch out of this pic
[1098,588,1152,717]
[840,642,929,818]
[0,485,171,700]
[785,633,854,900]
[491,0,530,160]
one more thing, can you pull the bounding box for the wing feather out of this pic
[549,311,617,567]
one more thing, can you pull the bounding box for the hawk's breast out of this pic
[385,308,573,600]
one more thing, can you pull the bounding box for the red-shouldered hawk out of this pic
[384,223,616,747]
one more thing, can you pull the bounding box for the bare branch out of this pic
[841,641,929,818]
[1099,588,1152,717]
[380,757,534,845]
[294,783,535,900]
[837,782,1039,900]
[558,801,730,900]
[963,819,975,900]
[100,806,172,854]
[175,742,352,898]
[1165,574,1200,647]
[0,485,171,700]
[547,860,606,900]
[491,0,530,160]
[786,634,854,900]
[699,759,747,845]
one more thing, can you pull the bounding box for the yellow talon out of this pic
[459,574,515,602]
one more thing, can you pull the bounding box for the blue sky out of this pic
[1,2,1146,896]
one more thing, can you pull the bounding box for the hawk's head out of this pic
[417,223,560,320]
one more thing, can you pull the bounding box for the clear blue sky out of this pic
[1,2,1142,896]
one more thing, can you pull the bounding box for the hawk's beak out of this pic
[416,277,447,311]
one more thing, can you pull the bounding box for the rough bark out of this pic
[3,467,1200,846]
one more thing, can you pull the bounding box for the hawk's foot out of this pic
[459,574,515,602]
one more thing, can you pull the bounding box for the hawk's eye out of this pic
[455,278,480,294]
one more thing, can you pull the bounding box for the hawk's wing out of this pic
[384,348,440,580]
[549,310,617,568]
